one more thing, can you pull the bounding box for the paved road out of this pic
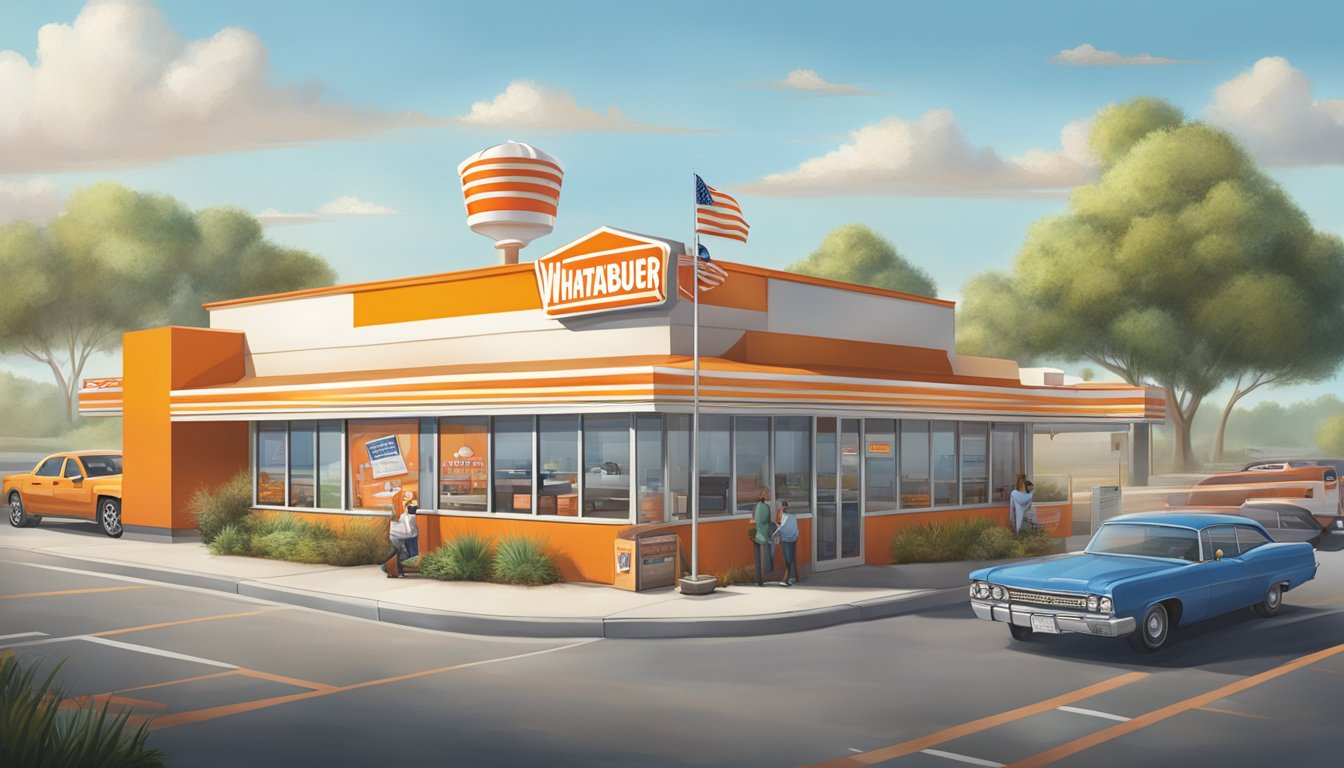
[2,537,1341,767]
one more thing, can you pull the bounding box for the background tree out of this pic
[0,183,337,423]
[787,223,937,297]
[1317,413,1344,455]
[957,98,1344,469]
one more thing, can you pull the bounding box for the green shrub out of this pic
[189,470,253,544]
[251,530,303,560]
[965,526,1020,561]
[0,655,165,768]
[891,518,1057,563]
[322,520,389,567]
[208,524,249,556]
[1015,526,1055,557]
[715,564,758,587]
[491,535,561,585]
[420,532,495,581]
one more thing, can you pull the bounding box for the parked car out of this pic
[1175,464,1343,533]
[1235,501,1327,547]
[4,451,124,537]
[969,513,1317,652]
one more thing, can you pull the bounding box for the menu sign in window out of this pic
[366,435,408,478]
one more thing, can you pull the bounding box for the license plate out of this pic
[1031,615,1060,634]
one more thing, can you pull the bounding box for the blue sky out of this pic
[1,0,1343,406]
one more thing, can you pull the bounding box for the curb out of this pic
[1,545,969,639]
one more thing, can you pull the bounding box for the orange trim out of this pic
[465,197,558,216]
[732,261,952,307]
[202,262,536,311]
[461,181,561,198]
[461,167,562,185]
[353,269,542,327]
[690,264,767,311]
[89,607,284,637]
[458,155,563,176]
[722,331,951,376]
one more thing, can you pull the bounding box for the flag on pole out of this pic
[678,244,728,300]
[695,175,749,243]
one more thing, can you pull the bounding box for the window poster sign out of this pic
[366,435,409,478]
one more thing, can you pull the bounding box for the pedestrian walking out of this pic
[1010,475,1035,533]
[752,489,775,586]
[774,500,800,586]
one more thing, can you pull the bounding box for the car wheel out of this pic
[9,492,29,527]
[99,498,123,538]
[1253,583,1283,618]
[1127,603,1170,652]
[1008,623,1033,641]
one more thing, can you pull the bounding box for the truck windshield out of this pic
[1086,523,1200,562]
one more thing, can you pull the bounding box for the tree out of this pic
[786,224,937,297]
[1317,414,1344,455]
[957,99,1344,469]
[0,183,337,423]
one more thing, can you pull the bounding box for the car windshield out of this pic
[81,455,122,477]
[1086,523,1201,562]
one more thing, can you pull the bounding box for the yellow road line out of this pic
[1196,705,1273,721]
[804,672,1150,767]
[1006,642,1344,767]
[0,586,144,600]
[112,671,240,694]
[90,607,285,637]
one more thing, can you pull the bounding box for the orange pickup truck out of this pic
[4,451,123,537]
[1173,464,1343,535]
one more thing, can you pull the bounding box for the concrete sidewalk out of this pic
[0,524,980,639]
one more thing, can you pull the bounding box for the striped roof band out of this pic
[465,198,558,217]
[460,166,563,186]
[458,156,563,177]
[461,189,560,206]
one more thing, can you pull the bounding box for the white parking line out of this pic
[920,748,1005,767]
[0,632,47,642]
[1,634,238,670]
[1056,705,1131,722]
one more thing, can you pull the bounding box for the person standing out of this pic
[1010,475,1035,533]
[774,500,800,586]
[752,489,774,586]
[384,490,420,577]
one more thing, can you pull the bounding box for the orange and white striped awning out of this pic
[77,378,123,417]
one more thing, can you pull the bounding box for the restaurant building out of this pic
[79,225,1164,584]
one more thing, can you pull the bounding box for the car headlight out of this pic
[1087,595,1099,612]
[990,585,1005,601]
[969,582,990,600]
[1099,597,1113,614]
[969,583,978,599]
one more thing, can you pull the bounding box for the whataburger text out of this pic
[534,246,667,317]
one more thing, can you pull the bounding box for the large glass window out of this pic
[960,423,988,505]
[539,415,580,517]
[932,421,958,507]
[864,419,897,513]
[349,420,418,511]
[991,424,1023,503]
[735,416,770,512]
[583,414,630,519]
[636,414,664,523]
[289,421,316,508]
[698,415,732,517]
[439,417,488,512]
[317,421,343,509]
[900,420,930,509]
[668,414,691,520]
[816,418,837,561]
[257,423,287,505]
[773,416,811,514]
[493,416,533,513]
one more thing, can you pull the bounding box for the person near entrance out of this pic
[1010,475,1035,533]
[774,500,799,586]
[752,489,775,586]
[383,490,420,578]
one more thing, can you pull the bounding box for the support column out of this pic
[1128,423,1151,487]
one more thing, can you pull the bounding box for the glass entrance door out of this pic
[815,417,864,570]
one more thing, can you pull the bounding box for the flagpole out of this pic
[690,170,701,581]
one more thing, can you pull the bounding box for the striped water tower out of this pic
[457,141,563,264]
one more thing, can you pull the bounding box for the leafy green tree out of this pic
[787,223,937,297]
[0,183,337,423]
[1317,413,1344,455]
[958,99,1344,469]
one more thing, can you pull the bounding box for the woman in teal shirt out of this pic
[752,489,774,586]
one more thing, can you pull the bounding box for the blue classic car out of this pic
[968,513,1318,652]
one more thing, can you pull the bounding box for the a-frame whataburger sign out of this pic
[533,227,675,318]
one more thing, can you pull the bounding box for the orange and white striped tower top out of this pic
[457,141,563,264]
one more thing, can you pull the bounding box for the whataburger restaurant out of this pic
[79,226,1165,584]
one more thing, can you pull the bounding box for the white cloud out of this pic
[746,110,1096,198]
[316,196,399,216]
[0,178,64,224]
[455,80,699,133]
[758,69,870,95]
[254,209,324,227]
[1206,56,1344,166]
[1051,44,1193,67]
[0,0,427,173]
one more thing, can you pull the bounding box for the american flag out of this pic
[677,243,728,300]
[695,175,749,243]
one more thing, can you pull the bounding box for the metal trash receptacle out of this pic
[613,524,681,591]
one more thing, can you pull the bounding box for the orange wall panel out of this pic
[354,270,541,327]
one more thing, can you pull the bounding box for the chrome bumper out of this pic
[971,600,1137,638]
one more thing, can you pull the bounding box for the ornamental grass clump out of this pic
[0,655,165,768]
[891,518,1056,564]
[204,510,385,567]
[490,535,562,586]
[715,564,758,587]
[189,470,252,544]
[420,532,495,581]
[208,524,248,556]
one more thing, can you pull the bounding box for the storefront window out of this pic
[816,418,837,560]
[493,416,533,513]
[773,416,811,514]
[636,414,664,523]
[317,421,343,509]
[539,415,579,517]
[698,414,731,517]
[960,424,988,505]
[583,414,630,519]
[289,422,316,508]
[349,419,418,512]
[864,419,897,513]
[440,417,488,512]
[257,423,286,506]
[734,416,770,512]
[900,420,930,509]
[932,421,958,506]
[668,414,691,520]
[991,424,1023,503]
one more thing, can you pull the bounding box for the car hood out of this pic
[970,553,1186,594]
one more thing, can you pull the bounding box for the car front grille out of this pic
[1007,589,1088,609]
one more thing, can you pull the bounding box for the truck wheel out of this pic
[99,498,123,538]
[9,492,29,527]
